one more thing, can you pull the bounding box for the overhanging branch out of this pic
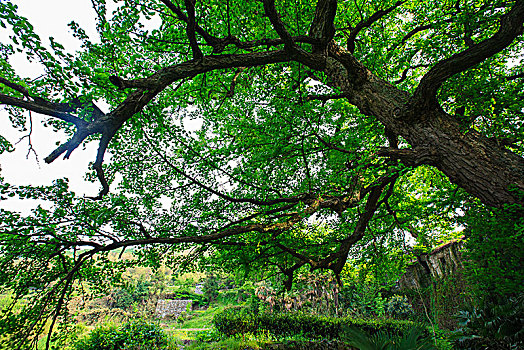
[0,93,87,127]
[413,0,524,108]
[346,1,405,53]
[309,0,337,53]
[263,0,296,51]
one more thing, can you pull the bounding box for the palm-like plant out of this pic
[342,327,436,350]
[455,293,524,349]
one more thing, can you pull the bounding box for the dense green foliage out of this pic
[454,293,524,349]
[0,0,523,347]
[212,306,429,340]
[73,320,169,350]
[113,280,153,309]
[343,327,436,350]
[461,203,524,299]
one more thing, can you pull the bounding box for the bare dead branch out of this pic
[17,111,39,162]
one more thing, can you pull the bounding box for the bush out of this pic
[343,327,436,350]
[461,202,524,299]
[112,288,135,309]
[454,294,524,349]
[194,329,225,343]
[203,273,220,302]
[212,307,429,340]
[112,280,152,309]
[384,295,414,320]
[165,289,209,308]
[216,289,238,304]
[212,306,257,337]
[73,320,169,350]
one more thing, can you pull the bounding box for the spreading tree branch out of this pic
[159,0,223,51]
[413,0,524,108]
[183,0,203,59]
[346,1,405,53]
[263,0,296,50]
[309,0,337,53]
[3,50,295,198]
[0,93,87,127]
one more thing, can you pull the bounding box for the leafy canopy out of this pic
[0,0,523,348]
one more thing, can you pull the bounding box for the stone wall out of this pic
[399,239,464,290]
[399,239,467,330]
[155,299,192,319]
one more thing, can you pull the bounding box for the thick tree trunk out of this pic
[403,114,524,208]
[325,54,524,209]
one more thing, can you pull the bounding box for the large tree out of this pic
[0,0,523,348]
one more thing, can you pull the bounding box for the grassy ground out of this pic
[178,306,219,329]
[186,337,272,350]
[159,304,225,344]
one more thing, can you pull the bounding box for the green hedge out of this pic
[170,290,209,308]
[212,306,428,340]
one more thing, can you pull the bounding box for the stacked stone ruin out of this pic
[154,299,192,319]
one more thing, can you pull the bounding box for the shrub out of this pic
[73,320,168,350]
[203,273,220,302]
[384,295,414,320]
[216,289,238,304]
[112,280,152,309]
[169,290,208,308]
[343,327,436,350]
[212,306,258,337]
[454,294,524,349]
[194,328,225,343]
[112,288,135,309]
[460,202,524,299]
[212,307,429,340]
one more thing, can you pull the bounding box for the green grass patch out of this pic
[178,307,221,329]
[168,329,207,341]
[187,333,272,350]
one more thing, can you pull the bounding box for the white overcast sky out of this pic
[0,0,105,211]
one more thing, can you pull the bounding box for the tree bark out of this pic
[324,49,524,209]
